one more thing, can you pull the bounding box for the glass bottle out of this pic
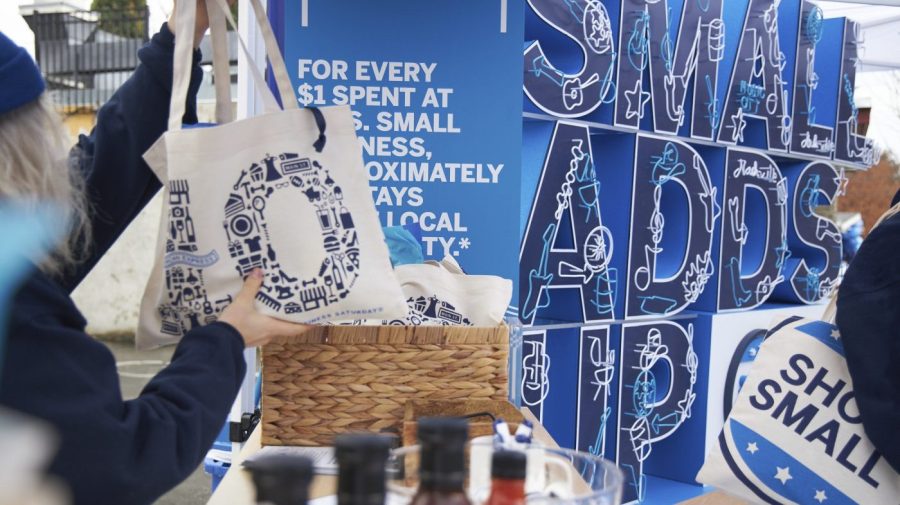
[335,433,392,505]
[247,453,314,505]
[410,417,473,505]
[485,450,526,505]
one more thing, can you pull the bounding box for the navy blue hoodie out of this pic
[837,190,900,473]
[0,25,246,505]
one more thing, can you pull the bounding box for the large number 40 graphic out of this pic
[222,152,361,314]
[158,149,361,336]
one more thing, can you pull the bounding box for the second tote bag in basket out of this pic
[137,0,407,348]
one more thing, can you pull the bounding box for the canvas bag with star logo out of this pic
[697,205,900,504]
[136,0,407,348]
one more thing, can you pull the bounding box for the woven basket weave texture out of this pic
[262,325,509,446]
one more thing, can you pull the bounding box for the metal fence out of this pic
[24,8,149,113]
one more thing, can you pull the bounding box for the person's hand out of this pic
[218,268,312,347]
[168,0,235,48]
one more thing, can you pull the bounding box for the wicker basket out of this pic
[261,324,509,446]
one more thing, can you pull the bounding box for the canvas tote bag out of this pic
[137,0,407,348]
[391,261,512,326]
[342,258,512,326]
[697,205,900,504]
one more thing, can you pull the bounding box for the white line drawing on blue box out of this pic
[520,124,617,324]
[522,337,551,407]
[718,0,792,151]
[618,322,697,503]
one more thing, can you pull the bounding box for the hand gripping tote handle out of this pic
[168,0,326,152]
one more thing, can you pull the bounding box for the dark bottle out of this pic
[335,433,393,505]
[246,453,314,505]
[485,450,526,505]
[410,417,473,505]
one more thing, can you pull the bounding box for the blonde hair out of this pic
[0,95,90,276]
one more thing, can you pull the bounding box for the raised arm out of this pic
[61,23,202,292]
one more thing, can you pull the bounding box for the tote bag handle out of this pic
[205,0,232,124]
[822,202,900,323]
[167,0,326,151]
[169,0,292,130]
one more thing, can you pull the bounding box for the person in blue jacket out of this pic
[0,3,309,504]
[837,189,900,474]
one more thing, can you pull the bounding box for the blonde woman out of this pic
[0,4,307,504]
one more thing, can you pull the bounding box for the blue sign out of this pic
[613,0,726,138]
[523,0,618,119]
[625,135,720,319]
[270,0,524,282]
[576,325,617,457]
[717,0,794,151]
[521,326,579,449]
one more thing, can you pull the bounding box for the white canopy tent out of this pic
[2,2,36,58]
[819,0,900,72]
[818,1,900,162]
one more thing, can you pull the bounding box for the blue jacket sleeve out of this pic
[0,268,247,505]
[61,23,203,293]
[70,325,245,505]
[13,322,246,504]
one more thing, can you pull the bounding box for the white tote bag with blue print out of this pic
[697,316,900,504]
[382,259,512,326]
[136,0,406,348]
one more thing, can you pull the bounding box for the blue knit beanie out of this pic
[0,31,45,116]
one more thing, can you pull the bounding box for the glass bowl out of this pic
[385,439,623,505]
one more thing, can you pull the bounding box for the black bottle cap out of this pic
[417,417,469,445]
[417,417,469,490]
[491,450,527,480]
[335,434,392,505]
[246,453,314,505]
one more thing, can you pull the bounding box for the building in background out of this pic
[18,1,92,14]
[19,0,237,137]
[11,0,238,340]
[838,159,900,235]
[1,3,37,57]
[22,4,147,135]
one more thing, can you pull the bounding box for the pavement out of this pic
[108,341,213,505]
